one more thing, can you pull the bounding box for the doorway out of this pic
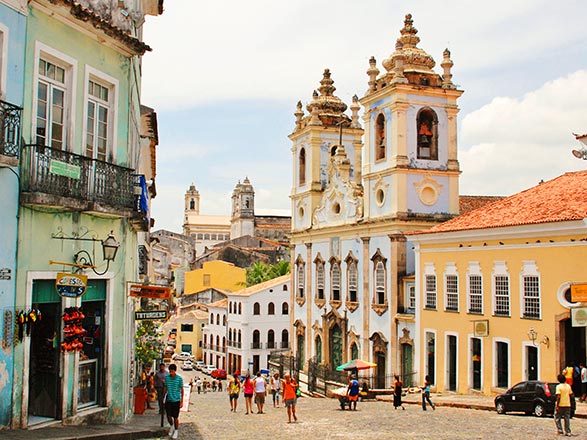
[376,352,386,388]
[471,337,482,390]
[329,324,342,369]
[526,345,538,380]
[560,318,586,371]
[447,335,457,391]
[28,301,61,423]
[401,343,413,387]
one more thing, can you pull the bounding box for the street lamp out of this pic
[74,231,120,275]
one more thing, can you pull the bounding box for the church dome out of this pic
[305,69,351,127]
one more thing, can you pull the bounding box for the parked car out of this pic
[211,368,227,379]
[203,364,216,375]
[172,352,193,361]
[494,380,576,417]
[181,360,194,371]
[194,361,205,370]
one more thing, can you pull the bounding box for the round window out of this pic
[376,189,385,206]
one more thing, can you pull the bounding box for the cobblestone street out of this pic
[155,387,587,440]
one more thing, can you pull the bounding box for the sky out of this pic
[141,0,587,233]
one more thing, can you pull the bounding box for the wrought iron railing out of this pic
[20,144,136,210]
[0,100,22,157]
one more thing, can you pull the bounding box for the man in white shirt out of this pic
[580,363,587,402]
[253,371,267,414]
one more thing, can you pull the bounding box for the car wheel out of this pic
[495,401,506,414]
[533,402,545,417]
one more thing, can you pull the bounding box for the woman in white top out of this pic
[271,373,281,408]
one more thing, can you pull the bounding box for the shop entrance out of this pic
[28,281,61,424]
[560,318,586,371]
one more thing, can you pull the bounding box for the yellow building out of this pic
[410,171,587,395]
[184,260,246,295]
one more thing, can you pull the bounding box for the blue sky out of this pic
[141,0,587,233]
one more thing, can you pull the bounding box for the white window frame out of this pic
[492,261,510,317]
[520,260,541,319]
[468,335,483,391]
[331,261,341,301]
[444,263,459,312]
[444,331,459,391]
[467,262,483,314]
[347,261,358,302]
[315,259,325,300]
[296,259,305,298]
[522,341,541,381]
[424,263,437,310]
[493,337,511,389]
[374,260,386,305]
[32,42,77,151]
[424,329,437,386]
[0,23,8,99]
[83,66,118,162]
[406,281,416,313]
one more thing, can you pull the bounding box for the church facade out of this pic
[289,14,462,388]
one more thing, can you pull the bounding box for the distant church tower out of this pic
[183,183,200,233]
[230,177,255,238]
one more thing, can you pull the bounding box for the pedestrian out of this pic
[555,373,574,436]
[228,374,241,412]
[243,372,254,414]
[282,373,298,423]
[393,375,405,410]
[253,371,268,414]
[218,380,223,392]
[563,363,574,386]
[346,374,359,411]
[203,378,209,394]
[580,363,587,403]
[421,375,435,411]
[195,377,202,394]
[212,380,217,392]
[164,364,184,439]
[154,363,168,415]
[147,372,156,409]
[271,372,281,408]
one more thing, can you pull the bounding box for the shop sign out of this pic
[135,310,168,320]
[56,272,88,298]
[129,284,171,299]
[50,159,81,179]
[571,284,587,302]
[572,307,587,327]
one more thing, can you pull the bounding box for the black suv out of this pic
[494,380,575,417]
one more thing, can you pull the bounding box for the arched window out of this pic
[283,284,288,291]
[347,258,358,303]
[330,259,341,301]
[375,261,386,305]
[253,302,260,315]
[282,302,289,315]
[222,336,226,350]
[417,108,438,160]
[210,314,214,324]
[223,315,227,326]
[375,113,386,160]
[238,303,242,314]
[216,335,220,349]
[229,302,233,314]
[268,302,275,315]
[253,329,260,349]
[204,334,207,345]
[315,256,325,300]
[268,329,275,349]
[238,330,242,346]
[296,256,305,299]
[315,335,322,364]
[299,147,306,185]
[216,314,220,325]
[282,329,289,349]
[351,342,359,360]
[189,199,195,210]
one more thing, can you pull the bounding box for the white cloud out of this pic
[459,70,587,196]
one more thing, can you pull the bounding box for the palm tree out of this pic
[245,260,291,286]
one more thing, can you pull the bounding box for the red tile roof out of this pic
[459,195,506,215]
[421,171,587,234]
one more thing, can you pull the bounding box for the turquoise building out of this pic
[5,0,163,429]
[0,0,26,429]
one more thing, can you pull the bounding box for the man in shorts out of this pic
[347,374,360,411]
[164,364,184,439]
[253,371,267,414]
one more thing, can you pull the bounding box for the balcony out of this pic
[20,144,147,221]
[0,99,22,167]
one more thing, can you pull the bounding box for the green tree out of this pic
[135,320,165,368]
[245,260,290,286]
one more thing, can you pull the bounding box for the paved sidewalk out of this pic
[2,392,587,439]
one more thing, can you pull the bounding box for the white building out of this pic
[226,275,291,374]
[202,299,228,370]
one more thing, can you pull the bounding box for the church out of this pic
[182,178,290,267]
[289,14,463,388]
